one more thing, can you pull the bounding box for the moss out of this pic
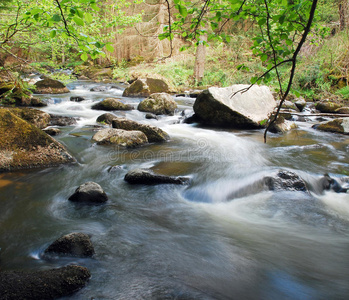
[315,119,344,133]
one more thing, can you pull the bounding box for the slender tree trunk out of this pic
[194,34,207,84]
[339,0,348,31]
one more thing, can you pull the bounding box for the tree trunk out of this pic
[339,0,348,31]
[194,34,207,84]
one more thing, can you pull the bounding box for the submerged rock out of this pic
[112,118,169,143]
[70,96,85,102]
[90,85,110,92]
[96,113,118,125]
[92,98,133,111]
[122,78,169,97]
[33,78,70,94]
[92,128,148,147]
[124,168,190,185]
[263,170,308,192]
[68,181,108,204]
[49,114,77,126]
[0,109,74,172]
[193,84,276,128]
[0,265,90,300]
[312,118,349,135]
[44,232,95,257]
[138,93,177,115]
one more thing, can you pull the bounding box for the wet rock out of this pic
[145,113,158,120]
[29,96,47,107]
[138,93,177,115]
[107,165,124,173]
[279,100,299,111]
[335,107,349,114]
[318,173,348,193]
[43,128,61,136]
[193,85,276,129]
[0,109,74,172]
[96,113,117,125]
[312,118,349,135]
[124,168,190,185]
[44,232,95,257]
[68,181,108,204]
[294,97,307,112]
[0,265,90,300]
[112,118,169,142]
[92,98,133,111]
[264,170,308,192]
[92,128,148,147]
[90,85,110,92]
[7,107,50,129]
[49,114,77,126]
[33,78,69,94]
[78,75,89,80]
[315,100,341,113]
[122,78,169,97]
[70,96,85,102]
[268,116,297,134]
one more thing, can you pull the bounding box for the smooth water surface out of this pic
[1,81,349,299]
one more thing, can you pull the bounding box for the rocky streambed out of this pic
[0,78,349,299]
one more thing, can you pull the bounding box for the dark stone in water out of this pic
[43,127,61,136]
[263,170,308,192]
[49,114,78,126]
[90,86,110,92]
[68,181,108,204]
[0,265,90,300]
[124,168,190,185]
[96,113,118,125]
[70,96,85,102]
[44,232,95,257]
[145,113,158,120]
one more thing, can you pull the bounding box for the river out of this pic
[0,80,349,299]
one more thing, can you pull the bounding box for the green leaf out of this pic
[73,16,84,26]
[261,53,268,62]
[178,5,188,18]
[258,18,266,26]
[105,44,114,52]
[52,14,61,22]
[50,29,57,38]
[85,12,93,23]
[81,52,88,61]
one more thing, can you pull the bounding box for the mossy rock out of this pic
[91,98,133,111]
[7,107,50,129]
[96,113,118,125]
[313,118,349,135]
[335,107,349,114]
[112,118,170,142]
[138,93,177,115]
[92,128,148,148]
[0,109,74,172]
[122,78,169,97]
[315,101,341,113]
[33,78,69,94]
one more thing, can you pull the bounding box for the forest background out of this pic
[1,0,349,102]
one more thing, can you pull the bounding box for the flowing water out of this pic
[1,81,349,299]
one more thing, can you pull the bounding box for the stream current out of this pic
[1,81,349,299]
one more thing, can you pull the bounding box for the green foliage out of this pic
[336,86,349,100]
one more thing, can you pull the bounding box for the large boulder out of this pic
[0,109,74,172]
[7,107,50,129]
[138,93,177,115]
[315,101,341,113]
[33,78,69,94]
[193,84,276,128]
[91,98,133,111]
[312,118,349,135]
[122,78,169,97]
[68,181,108,204]
[44,232,95,257]
[124,168,190,185]
[92,128,148,147]
[112,118,169,143]
[0,265,90,300]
